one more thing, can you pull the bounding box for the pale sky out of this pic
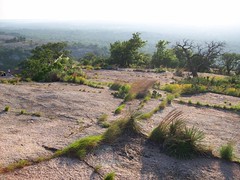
[0,0,239,28]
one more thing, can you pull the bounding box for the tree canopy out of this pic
[175,40,225,77]
[220,53,240,75]
[151,40,178,68]
[20,42,73,81]
[109,33,146,67]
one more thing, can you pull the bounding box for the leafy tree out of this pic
[79,52,106,67]
[175,40,225,77]
[20,42,72,81]
[109,33,146,67]
[151,40,178,68]
[220,53,240,75]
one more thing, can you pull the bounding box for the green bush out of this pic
[220,143,234,161]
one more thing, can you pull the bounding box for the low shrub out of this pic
[220,143,234,161]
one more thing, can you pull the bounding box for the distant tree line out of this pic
[18,33,240,81]
[5,36,26,43]
[104,33,240,76]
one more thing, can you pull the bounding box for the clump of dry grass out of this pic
[129,79,156,99]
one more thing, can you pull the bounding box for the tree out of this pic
[151,40,178,68]
[20,42,72,81]
[220,53,240,75]
[175,40,225,77]
[109,33,146,67]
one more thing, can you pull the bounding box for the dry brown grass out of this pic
[130,79,156,98]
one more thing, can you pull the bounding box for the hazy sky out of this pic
[0,0,239,28]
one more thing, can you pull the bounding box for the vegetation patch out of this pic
[103,114,141,143]
[149,110,208,159]
[97,114,110,128]
[162,76,240,97]
[4,105,10,112]
[110,83,131,99]
[104,171,115,180]
[114,104,126,115]
[54,135,103,159]
[176,99,240,113]
[219,143,235,161]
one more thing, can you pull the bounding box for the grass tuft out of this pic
[114,104,125,115]
[220,143,234,161]
[149,110,206,159]
[104,171,115,180]
[4,106,10,112]
[103,114,141,143]
[54,135,103,159]
[97,114,110,128]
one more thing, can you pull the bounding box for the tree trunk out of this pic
[191,70,198,77]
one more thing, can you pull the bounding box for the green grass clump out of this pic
[93,165,102,173]
[104,171,115,180]
[20,109,26,115]
[114,104,125,114]
[1,160,31,173]
[110,82,123,91]
[219,143,234,161]
[151,90,161,99]
[103,115,141,143]
[97,114,110,128]
[149,110,206,159]
[54,135,103,159]
[32,112,41,117]
[4,106,10,112]
[138,111,154,120]
[158,99,167,110]
[111,83,131,99]
[166,94,175,104]
[98,114,108,122]
[149,111,184,144]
